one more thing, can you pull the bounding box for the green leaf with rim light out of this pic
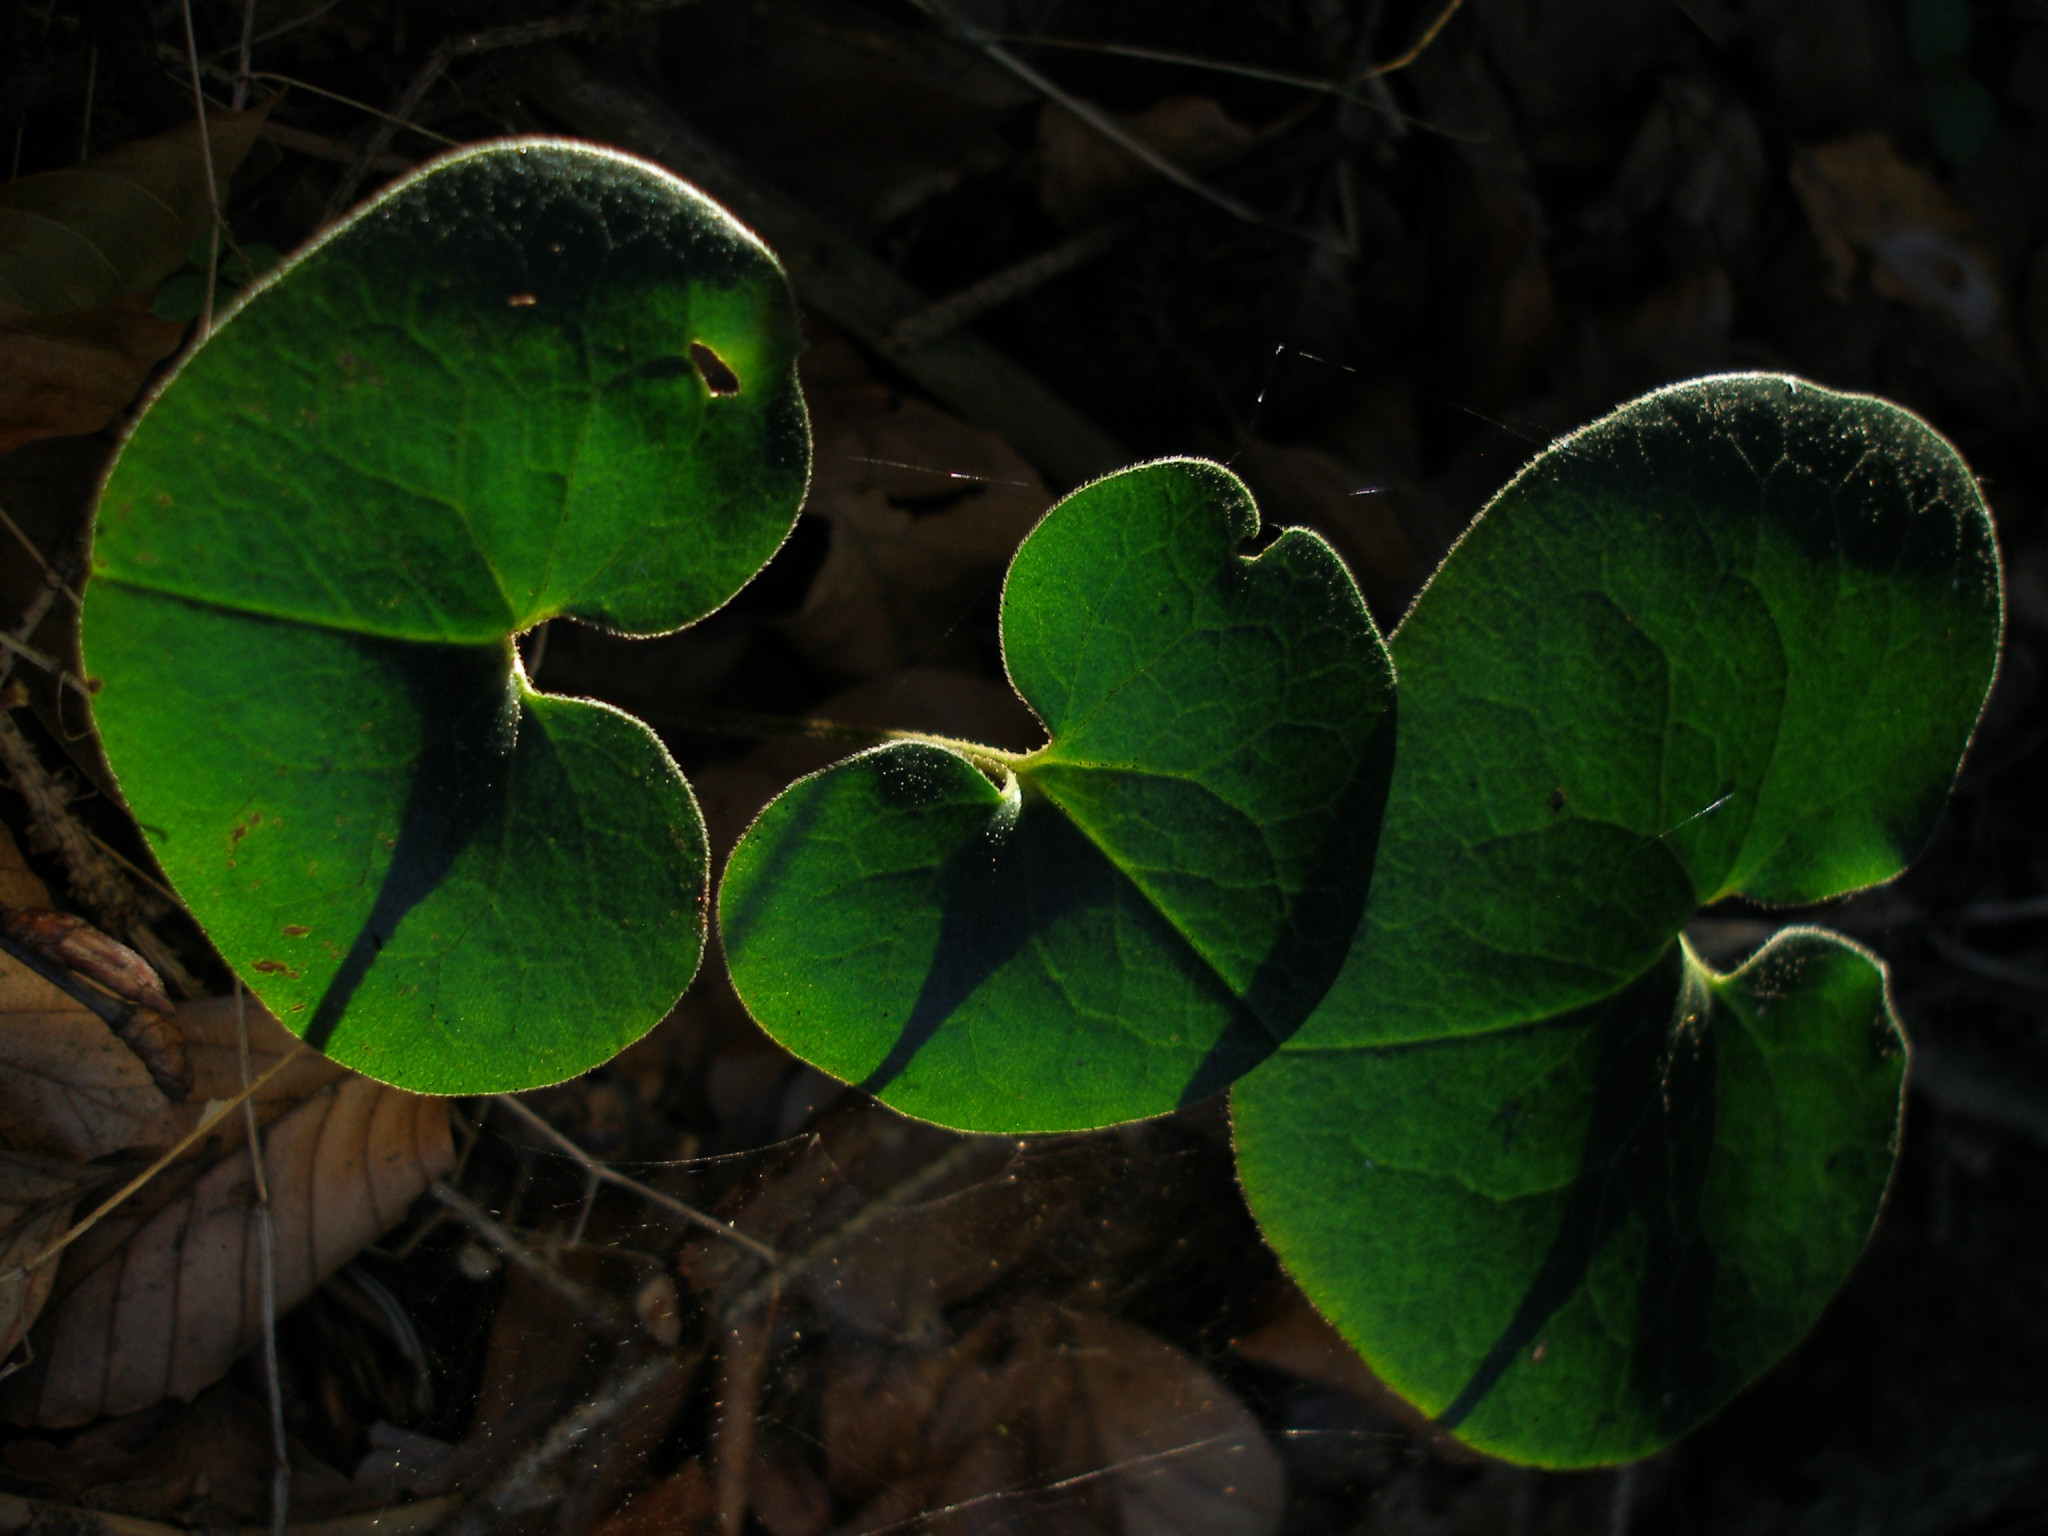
[82,139,810,1094]
[720,458,1396,1133]
[1233,374,2002,1467]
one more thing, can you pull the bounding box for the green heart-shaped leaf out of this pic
[1233,374,2002,1465]
[82,140,810,1093]
[720,459,1395,1132]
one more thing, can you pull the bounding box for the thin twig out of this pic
[177,0,223,342]
[240,73,460,145]
[233,0,257,110]
[429,1181,632,1337]
[79,45,98,161]
[492,1095,778,1263]
[1365,0,1466,76]
[238,984,290,1536]
[0,631,91,699]
[0,505,83,605]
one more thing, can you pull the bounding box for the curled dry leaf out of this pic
[0,295,185,455]
[0,831,450,1427]
[2,1059,452,1426]
[0,109,271,316]
[0,830,182,1160]
[782,342,1051,678]
[2,907,175,1016]
[0,1152,109,1361]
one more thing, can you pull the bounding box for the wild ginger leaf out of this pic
[82,140,811,1094]
[721,459,1395,1132]
[1233,374,2002,1466]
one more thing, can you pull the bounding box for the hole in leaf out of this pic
[690,340,741,396]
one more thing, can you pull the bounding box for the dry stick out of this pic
[78,44,97,160]
[881,219,1131,354]
[177,0,223,342]
[1366,0,1467,76]
[492,1094,778,1263]
[429,1181,632,1337]
[7,1048,305,1281]
[238,984,291,1536]
[233,0,257,110]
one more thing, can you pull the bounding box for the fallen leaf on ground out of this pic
[0,108,270,316]
[819,1300,1284,1536]
[1036,97,1257,227]
[1790,133,2005,335]
[0,829,182,1160]
[0,1152,107,1360]
[596,1458,717,1536]
[2,1058,451,1426]
[1,1381,354,1522]
[0,296,185,456]
[781,339,1051,678]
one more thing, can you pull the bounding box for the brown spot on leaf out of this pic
[251,959,299,979]
[506,292,537,308]
[281,925,309,938]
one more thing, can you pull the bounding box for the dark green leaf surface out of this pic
[83,140,810,1093]
[1234,375,2002,1465]
[721,459,1395,1132]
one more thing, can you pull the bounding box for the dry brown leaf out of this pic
[2,1067,451,1427]
[1,1381,355,1522]
[0,1152,107,1360]
[0,109,270,316]
[1063,1309,1284,1536]
[782,343,1051,679]
[819,1301,1283,1536]
[0,295,185,455]
[0,829,182,1160]
[1790,134,2004,336]
[597,1458,718,1536]
[1229,1280,1469,1460]
[1036,97,1257,227]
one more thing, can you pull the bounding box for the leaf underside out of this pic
[1233,373,2003,1466]
[721,459,1396,1132]
[83,140,811,1094]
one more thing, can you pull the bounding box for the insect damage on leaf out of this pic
[721,457,1396,1134]
[1232,373,2002,1468]
[81,140,812,1095]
